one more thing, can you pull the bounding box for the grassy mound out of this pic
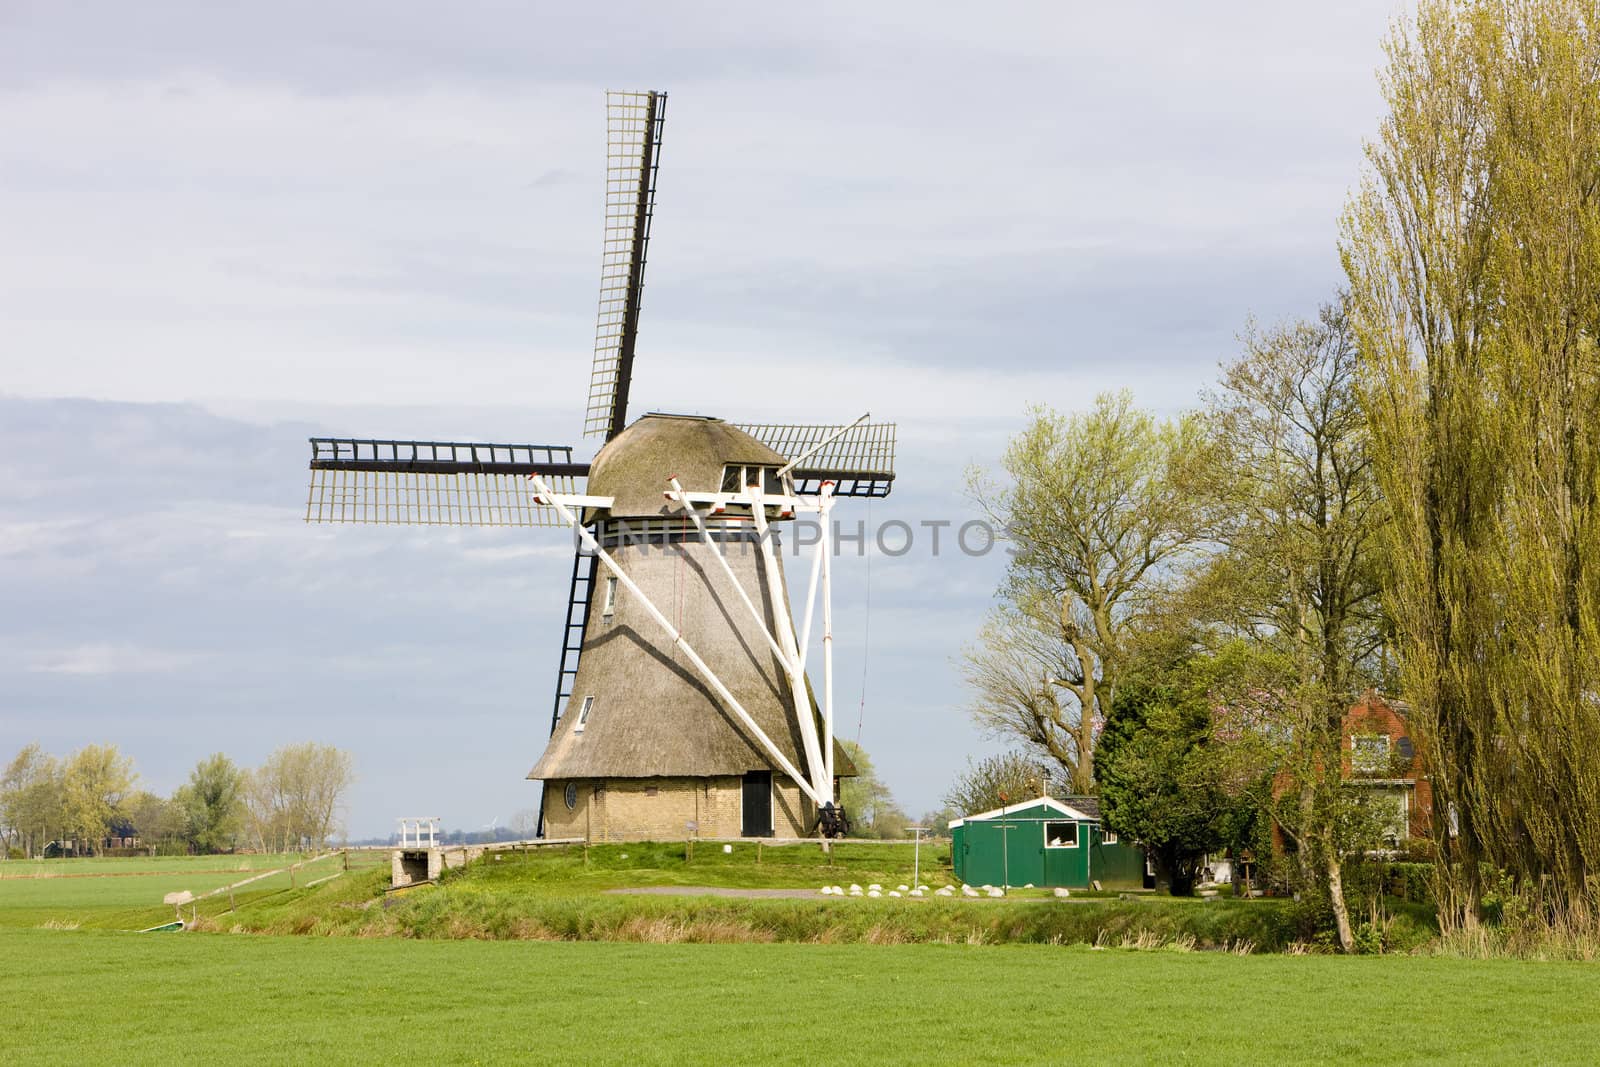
[205,843,1315,951]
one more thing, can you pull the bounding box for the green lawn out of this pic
[3,928,1596,1064]
[0,853,347,930]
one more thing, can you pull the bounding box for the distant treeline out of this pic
[0,741,354,858]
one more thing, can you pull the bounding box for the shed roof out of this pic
[947,796,1095,829]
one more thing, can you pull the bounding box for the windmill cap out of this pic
[587,414,786,519]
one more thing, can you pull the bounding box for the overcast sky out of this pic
[0,0,1406,837]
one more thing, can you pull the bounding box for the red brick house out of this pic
[1342,692,1433,844]
[1270,692,1434,853]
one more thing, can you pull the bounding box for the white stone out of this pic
[868,884,883,892]
[723,844,733,853]
[987,888,1005,898]
[888,890,902,898]
[849,884,863,893]
[909,889,924,897]
[867,889,882,898]
[917,885,929,892]
[1054,887,1071,898]
[896,885,909,892]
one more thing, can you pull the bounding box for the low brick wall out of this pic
[541,775,820,842]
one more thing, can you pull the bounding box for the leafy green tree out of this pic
[838,741,907,837]
[244,743,355,851]
[1096,656,1236,896]
[177,753,245,853]
[1189,304,1385,948]
[124,790,183,853]
[1,744,64,858]
[965,392,1209,793]
[943,750,1049,818]
[61,744,136,856]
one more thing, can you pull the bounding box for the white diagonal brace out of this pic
[664,479,793,680]
[749,480,827,801]
[818,482,837,786]
[775,412,870,478]
[529,474,823,807]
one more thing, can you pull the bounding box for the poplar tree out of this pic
[1344,0,1600,925]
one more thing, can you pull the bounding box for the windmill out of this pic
[303,91,896,842]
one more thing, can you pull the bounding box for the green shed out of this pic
[949,797,1145,890]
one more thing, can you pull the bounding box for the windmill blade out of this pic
[585,89,668,441]
[305,438,587,527]
[736,421,898,498]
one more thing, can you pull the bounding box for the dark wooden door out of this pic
[741,771,772,837]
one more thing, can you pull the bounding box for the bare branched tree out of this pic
[965,392,1208,793]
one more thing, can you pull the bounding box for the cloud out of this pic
[26,643,202,676]
[0,0,1412,827]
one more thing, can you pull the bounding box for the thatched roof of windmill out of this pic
[586,413,786,519]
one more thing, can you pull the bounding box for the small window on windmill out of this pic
[721,465,743,493]
[762,466,783,495]
[602,576,618,616]
[573,695,595,734]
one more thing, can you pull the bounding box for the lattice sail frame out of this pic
[736,421,898,498]
[584,90,667,439]
[305,439,581,528]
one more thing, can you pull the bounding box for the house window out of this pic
[1351,734,1391,775]
[601,576,618,616]
[1369,786,1410,845]
[1044,821,1079,848]
[1101,830,1119,845]
[573,695,595,733]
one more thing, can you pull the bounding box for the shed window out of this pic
[1044,821,1079,848]
[1101,830,1118,845]
[573,695,595,734]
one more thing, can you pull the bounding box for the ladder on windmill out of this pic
[549,547,598,736]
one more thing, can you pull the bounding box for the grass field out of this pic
[0,852,353,930]
[2,850,1595,1063]
[4,928,1599,1064]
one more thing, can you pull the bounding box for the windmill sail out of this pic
[305,438,585,527]
[736,421,898,497]
[584,90,667,441]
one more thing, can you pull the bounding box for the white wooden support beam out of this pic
[749,480,827,803]
[530,492,616,509]
[776,412,871,479]
[664,478,795,683]
[819,482,837,787]
[672,489,798,517]
[528,474,824,808]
